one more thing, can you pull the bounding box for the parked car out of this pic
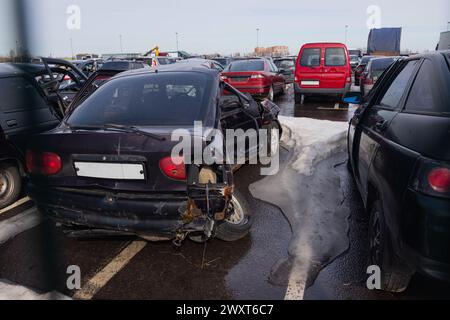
[0,63,61,208]
[350,55,361,70]
[211,57,234,68]
[360,57,396,97]
[354,55,374,86]
[273,57,296,83]
[72,59,103,77]
[346,51,450,292]
[221,58,286,100]
[99,60,150,72]
[26,64,281,244]
[180,58,225,72]
[294,42,352,103]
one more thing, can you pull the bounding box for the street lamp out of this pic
[345,25,349,45]
[256,28,260,48]
[176,32,179,52]
[119,34,123,54]
[447,22,450,31]
[70,38,74,59]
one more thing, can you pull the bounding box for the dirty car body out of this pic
[26,65,280,242]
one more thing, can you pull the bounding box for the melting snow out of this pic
[0,280,70,300]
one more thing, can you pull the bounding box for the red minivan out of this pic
[294,43,351,103]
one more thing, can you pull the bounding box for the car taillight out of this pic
[413,159,450,198]
[250,74,265,79]
[220,75,228,81]
[42,152,62,175]
[428,168,450,193]
[63,75,71,81]
[25,151,62,175]
[346,77,351,83]
[159,156,186,180]
[364,77,373,85]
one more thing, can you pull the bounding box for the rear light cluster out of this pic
[413,159,450,198]
[26,151,62,175]
[363,77,374,85]
[159,156,186,181]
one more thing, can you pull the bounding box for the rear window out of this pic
[405,60,439,113]
[274,59,295,69]
[67,72,212,127]
[300,48,321,67]
[227,60,265,72]
[325,48,346,66]
[360,56,373,64]
[100,61,130,70]
[371,59,395,72]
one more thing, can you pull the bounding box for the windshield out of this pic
[66,72,212,127]
[274,59,295,69]
[227,60,265,72]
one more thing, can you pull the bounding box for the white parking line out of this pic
[73,240,147,300]
[0,207,43,245]
[0,197,31,216]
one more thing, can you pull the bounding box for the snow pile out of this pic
[279,116,348,176]
[0,280,70,300]
[249,116,350,291]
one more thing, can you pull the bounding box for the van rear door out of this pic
[321,46,349,89]
[296,46,322,88]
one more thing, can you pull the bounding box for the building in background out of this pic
[254,46,289,57]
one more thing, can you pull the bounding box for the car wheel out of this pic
[294,92,302,104]
[0,163,22,209]
[368,200,413,293]
[215,189,252,242]
[268,86,274,101]
[280,84,286,96]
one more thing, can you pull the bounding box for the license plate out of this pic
[301,80,320,86]
[231,77,249,82]
[74,162,145,180]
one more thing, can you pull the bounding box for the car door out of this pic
[0,75,60,153]
[351,59,420,204]
[296,46,322,88]
[321,46,348,89]
[220,84,260,164]
[267,59,283,92]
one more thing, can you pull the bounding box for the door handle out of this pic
[375,120,388,131]
[6,120,17,127]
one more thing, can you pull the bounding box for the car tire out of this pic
[215,189,252,242]
[280,84,286,96]
[268,86,274,101]
[368,200,413,293]
[0,163,22,209]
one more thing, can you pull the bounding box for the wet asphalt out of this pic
[1,85,449,299]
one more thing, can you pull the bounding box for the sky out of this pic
[1,0,449,57]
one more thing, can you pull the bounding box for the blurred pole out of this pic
[12,0,61,298]
[256,28,260,48]
[176,32,179,52]
[119,34,123,53]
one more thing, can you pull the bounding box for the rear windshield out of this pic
[274,59,295,69]
[371,58,395,72]
[300,48,321,67]
[325,48,346,66]
[227,60,265,72]
[66,72,212,127]
[360,56,373,64]
[100,61,130,71]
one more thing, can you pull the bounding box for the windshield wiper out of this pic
[103,124,166,141]
[67,123,165,141]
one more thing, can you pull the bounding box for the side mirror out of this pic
[343,92,362,104]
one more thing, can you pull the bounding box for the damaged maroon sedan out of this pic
[25,64,280,245]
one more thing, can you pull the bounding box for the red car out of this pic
[221,58,286,100]
[294,42,352,103]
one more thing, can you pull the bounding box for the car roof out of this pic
[111,62,220,80]
[302,42,346,47]
[0,62,47,77]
